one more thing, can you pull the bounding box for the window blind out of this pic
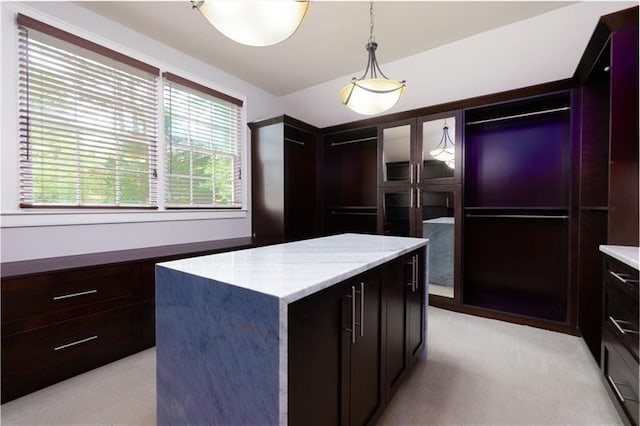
[18,15,159,208]
[164,73,243,208]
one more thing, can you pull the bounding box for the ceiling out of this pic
[78,1,573,97]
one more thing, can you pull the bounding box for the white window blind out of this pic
[18,14,159,208]
[164,73,243,208]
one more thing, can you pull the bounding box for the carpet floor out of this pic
[1,307,621,425]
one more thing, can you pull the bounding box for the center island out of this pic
[156,233,429,426]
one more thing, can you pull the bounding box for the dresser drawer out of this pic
[602,325,639,426]
[604,258,639,361]
[1,306,136,402]
[2,263,137,325]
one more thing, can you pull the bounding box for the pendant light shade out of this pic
[429,124,455,162]
[192,1,309,47]
[340,3,406,115]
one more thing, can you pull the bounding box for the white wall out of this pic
[282,1,635,128]
[0,1,284,262]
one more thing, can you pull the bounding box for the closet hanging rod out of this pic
[284,137,305,146]
[330,136,377,147]
[331,210,378,216]
[465,106,570,126]
[465,214,568,220]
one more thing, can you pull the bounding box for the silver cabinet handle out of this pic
[417,189,421,208]
[347,286,356,344]
[410,188,414,209]
[607,376,639,403]
[54,335,98,351]
[409,164,414,184]
[53,289,97,301]
[609,270,639,285]
[414,254,419,291]
[359,282,365,337]
[417,164,421,182]
[609,316,639,335]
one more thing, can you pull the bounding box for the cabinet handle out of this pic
[609,316,639,335]
[410,188,414,209]
[52,289,98,301]
[359,282,365,337]
[346,286,356,344]
[417,189,421,209]
[607,376,639,403]
[414,254,419,291]
[609,270,639,285]
[54,335,98,351]
[410,164,414,184]
[417,165,421,182]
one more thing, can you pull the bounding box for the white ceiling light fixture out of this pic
[191,1,310,47]
[340,1,406,115]
[429,120,456,168]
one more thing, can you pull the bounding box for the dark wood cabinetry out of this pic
[574,6,639,362]
[601,255,639,426]
[250,115,319,242]
[462,92,573,325]
[321,126,378,235]
[1,237,256,403]
[288,248,425,426]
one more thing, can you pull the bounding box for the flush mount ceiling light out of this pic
[191,1,310,47]
[430,120,455,168]
[339,1,406,115]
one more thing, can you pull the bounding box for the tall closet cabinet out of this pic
[249,116,319,242]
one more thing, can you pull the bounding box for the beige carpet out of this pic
[1,308,621,425]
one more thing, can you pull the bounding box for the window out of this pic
[16,15,245,211]
[164,73,243,208]
[17,14,159,208]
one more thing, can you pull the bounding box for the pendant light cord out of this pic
[369,1,375,44]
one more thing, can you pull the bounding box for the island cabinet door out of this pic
[407,248,426,363]
[344,268,385,426]
[384,254,409,398]
[288,281,348,426]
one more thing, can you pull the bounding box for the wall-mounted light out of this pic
[191,1,310,47]
[339,2,405,115]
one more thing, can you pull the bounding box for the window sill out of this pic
[0,209,248,228]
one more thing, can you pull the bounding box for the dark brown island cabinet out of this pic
[288,247,425,426]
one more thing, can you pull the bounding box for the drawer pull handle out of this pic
[607,376,639,403]
[53,289,97,301]
[609,270,639,285]
[54,335,98,351]
[609,317,639,335]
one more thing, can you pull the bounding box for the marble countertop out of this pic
[158,233,428,303]
[600,245,639,270]
[423,217,454,224]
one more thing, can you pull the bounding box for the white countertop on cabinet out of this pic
[158,233,428,303]
[599,245,639,270]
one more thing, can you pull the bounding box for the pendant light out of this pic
[429,120,455,166]
[191,1,310,47]
[340,2,406,115]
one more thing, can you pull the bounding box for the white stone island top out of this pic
[158,233,428,303]
[600,245,639,270]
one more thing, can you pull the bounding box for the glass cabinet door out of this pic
[381,190,412,237]
[417,189,460,300]
[419,111,462,183]
[380,122,413,185]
